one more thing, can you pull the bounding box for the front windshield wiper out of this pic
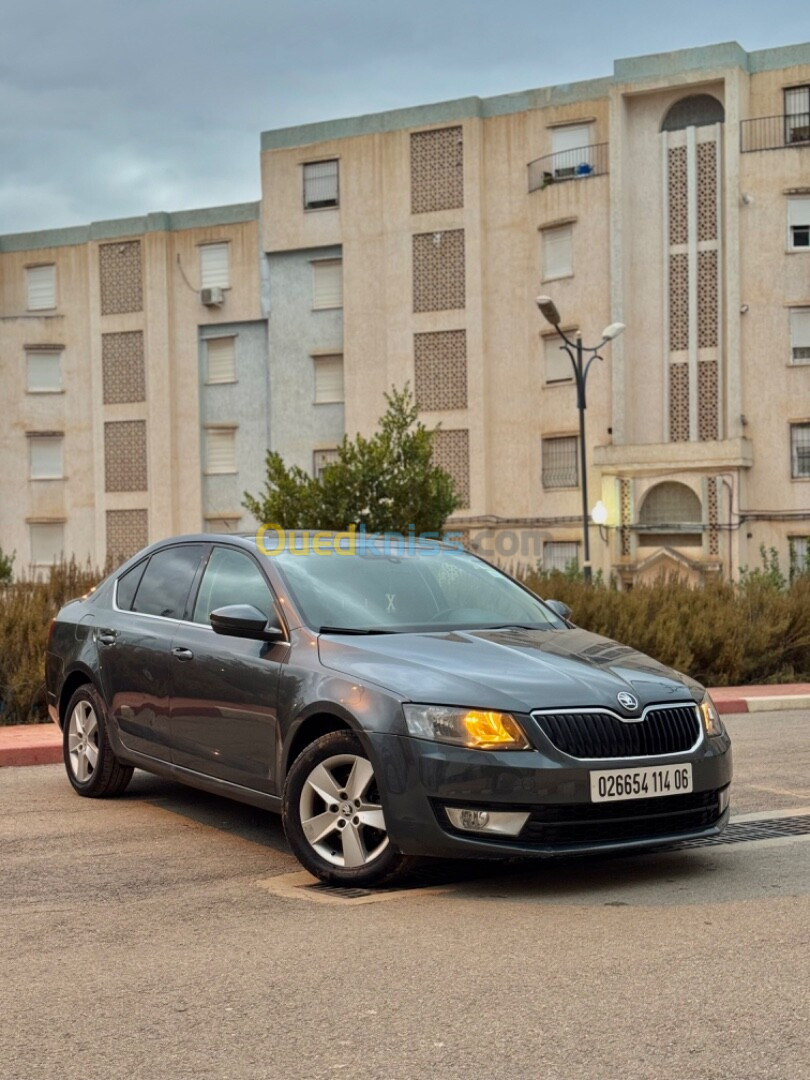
[318,626,400,635]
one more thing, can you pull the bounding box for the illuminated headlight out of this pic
[699,693,725,738]
[445,807,530,836]
[403,705,530,750]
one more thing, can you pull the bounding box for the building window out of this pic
[29,522,65,566]
[26,349,62,392]
[790,536,810,579]
[199,243,230,289]
[313,448,340,480]
[29,435,64,480]
[542,225,573,281]
[542,436,578,489]
[314,355,344,404]
[789,309,810,364]
[205,336,237,383]
[638,481,702,546]
[312,259,343,309]
[543,335,573,384]
[550,125,592,178]
[303,160,339,209]
[784,86,810,144]
[26,265,56,311]
[788,198,810,250]
[791,423,810,478]
[205,427,237,474]
[544,541,579,573]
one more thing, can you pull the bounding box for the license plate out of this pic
[589,763,693,802]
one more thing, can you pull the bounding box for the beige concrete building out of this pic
[261,40,810,583]
[3,40,810,582]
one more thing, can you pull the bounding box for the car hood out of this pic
[317,627,702,713]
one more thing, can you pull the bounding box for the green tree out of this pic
[243,386,460,534]
[0,547,14,585]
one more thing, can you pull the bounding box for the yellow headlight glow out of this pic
[462,710,527,749]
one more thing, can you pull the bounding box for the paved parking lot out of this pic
[1,711,808,1080]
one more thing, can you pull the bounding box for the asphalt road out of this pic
[1,711,808,1080]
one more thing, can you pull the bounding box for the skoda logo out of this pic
[617,692,639,712]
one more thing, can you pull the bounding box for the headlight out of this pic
[699,693,724,738]
[403,705,530,750]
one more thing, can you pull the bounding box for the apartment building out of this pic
[260,41,810,583]
[2,40,809,581]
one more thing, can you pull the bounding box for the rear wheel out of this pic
[63,684,133,798]
[282,730,413,887]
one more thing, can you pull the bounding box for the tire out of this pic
[282,730,413,887]
[63,683,134,798]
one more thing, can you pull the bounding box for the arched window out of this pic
[638,482,702,547]
[661,95,725,132]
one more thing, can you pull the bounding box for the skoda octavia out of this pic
[46,534,732,886]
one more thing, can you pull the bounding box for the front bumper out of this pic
[366,728,732,859]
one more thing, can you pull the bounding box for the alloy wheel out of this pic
[67,700,100,783]
[299,753,389,868]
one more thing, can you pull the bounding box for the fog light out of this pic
[445,807,530,837]
[718,786,731,814]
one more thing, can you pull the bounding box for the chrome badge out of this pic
[617,692,639,712]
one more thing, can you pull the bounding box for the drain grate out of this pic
[665,814,810,850]
[305,883,374,900]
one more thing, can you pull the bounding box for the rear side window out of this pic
[116,560,147,611]
[132,545,207,620]
[193,546,273,624]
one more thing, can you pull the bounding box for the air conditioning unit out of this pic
[201,287,224,307]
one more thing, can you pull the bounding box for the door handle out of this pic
[172,647,194,662]
[97,628,117,646]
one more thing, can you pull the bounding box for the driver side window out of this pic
[193,546,273,625]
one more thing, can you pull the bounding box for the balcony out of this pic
[528,143,608,193]
[741,112,810,153]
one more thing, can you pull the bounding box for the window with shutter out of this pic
[790,536,810,579]
[26,350,62,392]
[543,225,573,281]
[790,309,810,363]
[788,198,810,250]
[314,355,344,404]
[29,435,64,479]
[303,160,339,209]
[541,436,578,488]
[200,243,230,288]
[26,265,56,310]
[551,125,592,177]
[784,87,810,144]
[206,337,237,383]
[544,336,573,384]
[30,522,65,565]
[312,260,343,309]
[544,541,579,572]
[313,448,340,479]
[791,423,810,478]
[205,428,237,474]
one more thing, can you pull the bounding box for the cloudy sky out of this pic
[0,1,803,234]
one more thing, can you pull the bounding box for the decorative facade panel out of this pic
[668,146,688,246]
[413,229,465,313]
[414,330,467,410]
[620,478,632,557]
[99,240,143,315]
[697,141,718,242]
[432,428,470,508]
[104,420,147,492]
[697,249,719,349]
[707,477,720,557]
[102,331,146,404]
[669,362,690,442]
[411,127,464,214]
[106,509,148,564]
[669,254,689,350]
[698,359,719,441]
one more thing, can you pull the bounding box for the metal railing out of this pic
[741,113,810,152]
[528,143,609,192]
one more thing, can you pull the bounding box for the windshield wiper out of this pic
[318,626,399,635]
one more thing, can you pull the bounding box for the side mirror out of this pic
[544,598,573,623]
[210,604,284,642]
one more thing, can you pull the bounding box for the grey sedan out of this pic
[46,533,732,886]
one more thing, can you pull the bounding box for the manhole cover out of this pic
[665,814,810,850]
[306,883,374,900]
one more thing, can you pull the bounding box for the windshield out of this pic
[265,543,565,632]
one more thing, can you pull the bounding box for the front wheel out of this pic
[63,684,134,798]
[282,730,413,887]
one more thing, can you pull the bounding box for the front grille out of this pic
[532,704,700,759]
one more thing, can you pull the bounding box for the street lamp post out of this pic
[536,296,624,583]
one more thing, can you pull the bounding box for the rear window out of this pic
[131,545,207,620]
[116,560,147,611]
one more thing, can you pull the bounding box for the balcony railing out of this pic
[528,143,609,193]
[741,113,810,152]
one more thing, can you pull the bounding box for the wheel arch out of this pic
[58,665,97,729]
[282,710,364,777]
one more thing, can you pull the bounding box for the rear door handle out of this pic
[97,628,117,646]
[172,647,194,662]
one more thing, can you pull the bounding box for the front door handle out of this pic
[97,628,117,646]
[172,647,194,662]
